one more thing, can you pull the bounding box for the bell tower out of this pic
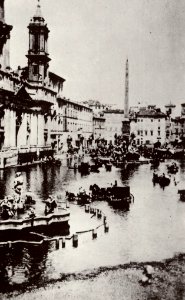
[0,0,13,70]
[26,0,50,84]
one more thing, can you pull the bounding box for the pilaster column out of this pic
[30,113,38,146]
[4,109,10,147]
[9,110,16,147]
[17,113,27,147]
[37,114,44,146]
[47,116,51,145]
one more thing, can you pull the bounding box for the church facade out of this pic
[0,0,94,167]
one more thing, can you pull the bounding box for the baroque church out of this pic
[0,0,68,167]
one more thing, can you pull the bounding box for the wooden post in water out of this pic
[92,229,97,239]
[73,234,78,247]
[85,204,89,213]
[90,206,94,214]
[56,238,60,250]
[97,210,102,219]
[104,222,109,233]
[62,237,66,248]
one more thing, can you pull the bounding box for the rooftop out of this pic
[103,109,124,114]
[137,109,166,118]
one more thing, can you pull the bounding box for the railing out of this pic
[0,205,109,250]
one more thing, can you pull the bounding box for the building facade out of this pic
[60,98,93,150]
[93,114,105,142]
[130,106,166,146]
[169,104,185,144]
[103,109,124,144]
[0,1,97,167]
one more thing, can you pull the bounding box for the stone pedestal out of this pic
[122,118,130,136]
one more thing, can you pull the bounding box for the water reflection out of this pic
[0,160,184,292]
[0,244,49,292]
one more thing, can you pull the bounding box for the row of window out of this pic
[107,127,119,132]
[137,118,161,122]
[67,121,92,131]
[137,130,161,136]
[67,104,91,113]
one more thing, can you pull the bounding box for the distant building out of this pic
[164,104,176,143]
[103,109,124,143]
[60,98,93,149]
[170,104,185,143]
[82,100,112,114]
[130,106,166,145]
[93,114,105,142]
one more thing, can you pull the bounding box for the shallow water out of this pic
[0,159,185,293]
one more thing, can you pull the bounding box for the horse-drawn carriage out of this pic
[167,162,179,174]
[90,183,133,208]
[78,162,90,174]
[108,186,133,209]
[153,173,170,187]
[66,182,133,209]
[65,190,91,205]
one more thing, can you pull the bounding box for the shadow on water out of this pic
[112,207,131,218]
[0,244,49,293]
[120,165,139,182]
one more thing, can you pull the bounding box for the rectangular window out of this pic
[158,119,160,122]
[34,34,39,52]
[151,119,153,122]
[33,65,38,75]
[145,130,147,135]
[158,131,160,136]
[140,130,143,136]
[137,130,140,135]
[151,130,153,136]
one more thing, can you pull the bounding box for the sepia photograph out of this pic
[0,0,185,299]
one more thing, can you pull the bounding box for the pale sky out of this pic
[5,0,185,109]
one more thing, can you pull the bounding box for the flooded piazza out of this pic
[1,159,185,298]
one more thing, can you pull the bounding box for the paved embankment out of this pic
[2,253,185,300]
